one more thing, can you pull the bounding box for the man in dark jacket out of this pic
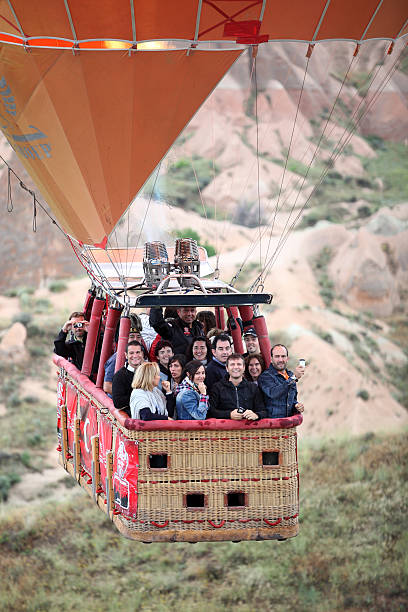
[112,341,145,416]
[149,306,203,355]
[258,344,305,418]
[54,311,102,379]
[205,334,232,391]
[54,311,89,371]
[209,353,267,421]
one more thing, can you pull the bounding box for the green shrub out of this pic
[34,298,52,313]
[357,389,370,401]
[0,473,20,502]
[12,312,32,326]
[29,346,48,357]
[48,280,68,293]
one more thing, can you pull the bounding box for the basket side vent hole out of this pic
[186,493,205,508]
[226,492,246,507]
[262,451,279,466]
[149,454,168,469]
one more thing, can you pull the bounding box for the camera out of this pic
[237,406,245,414]
[73,322,83,329]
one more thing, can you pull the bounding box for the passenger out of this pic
[258,344,305,419]
[111,341,145,415]
[245,353,265,384]
[130,362,169,420]
[154,339,174,387]
[205,334,232,392]
[164,307,178,321]
[175,360,209,420]
[196,310,216,336]
[209,353,267,421]
[207,327,224,340]
[242,328,260,357]
[103,314,145,396]
[149,306,204,355]
[54,311,101,377]
[137,307,159,352]
[161,354,186,417]
[186,336,212,365]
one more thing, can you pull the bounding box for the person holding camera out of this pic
[54,311,90,371]
[208,353,267,421]
[258,344,305,418]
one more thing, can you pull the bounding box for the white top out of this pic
[130,387,167,419]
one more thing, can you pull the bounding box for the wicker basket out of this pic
[55,355,302,542]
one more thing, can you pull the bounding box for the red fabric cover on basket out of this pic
[54,354,303,431]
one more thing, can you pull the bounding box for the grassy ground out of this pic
[0,430,406,612]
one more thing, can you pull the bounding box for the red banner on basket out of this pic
[99,417,113,494]
[79,397,97,474]
[66,383,78,454]
[56,377,66,432]
[112,432,139,518]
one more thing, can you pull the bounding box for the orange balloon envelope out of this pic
[0,0,406,245]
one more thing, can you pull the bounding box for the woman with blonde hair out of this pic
[130,362,169,420]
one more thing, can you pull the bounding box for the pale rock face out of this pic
[0,322,28,361]
[330,228,401,317]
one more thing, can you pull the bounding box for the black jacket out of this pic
[209,378,267,420]
[112,366,135,416]
[149,307,203,355]
[54,330,86,371]
[54,330,101,379]
[205,359,227,392]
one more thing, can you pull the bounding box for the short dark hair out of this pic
[69,311,85,320]
[154,339,173,356]
[169,354,187,369]
[127,341,143,351]
[126,340,147,359]
[186,336,212,362]
[183,359,205,381]
[226,353,245,367]
[211,333,232,350]
[271,344,289,357]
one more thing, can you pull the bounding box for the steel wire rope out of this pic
[261,43,398,274]
[0,150,123,299]
[0,153,66,235]
[254,54,262,270]
[260,46,359,274]
[255,42,405,289]
[230,50,312,286]
[260,53,311,266]
[210,48,257,270]
[233,39,399,289]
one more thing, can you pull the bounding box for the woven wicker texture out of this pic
[60,370,300,540]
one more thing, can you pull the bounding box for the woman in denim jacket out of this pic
[176,360,209,420]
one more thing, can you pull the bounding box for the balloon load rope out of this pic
[1,153,64,234]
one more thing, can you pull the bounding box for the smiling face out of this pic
[248,357,262,381]
[177,307,197,326]
[126,344,144,368]
[244,335,259,354]
[212,339,232,364]
[226,357,245,381]
[169,360,183,382]
[192,365,206,384]
[192,340,207,361]
[271,345,289,371]
[157,345,174,368]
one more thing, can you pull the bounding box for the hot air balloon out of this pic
[1,1,407,542]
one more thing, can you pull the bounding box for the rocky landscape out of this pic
[0,39,407,506]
